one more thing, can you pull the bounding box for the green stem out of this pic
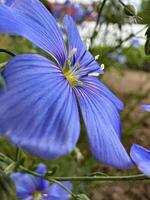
[19,165,75,197]
[50,174,149,182]
[104,25,147,55]
[0,49,16,57]
[0,151,149,197]
[90,0,107,46]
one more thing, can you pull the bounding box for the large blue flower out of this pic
[130,104,150,176]
[0,0,133,169]
[11,164,72,200]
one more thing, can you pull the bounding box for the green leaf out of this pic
[75,194,90,200]
[145,39,150,55]
[145,27,150,38]
[124,4,136,16]
[0,74,6,91]
[0,171,16,200]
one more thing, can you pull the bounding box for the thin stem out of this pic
[0,151,149,195]
[0,49,16,57]
[90,0,107,45]
[49,174,149,182]
[118,0,126,7]
[104,25,147,55]
[19,165,75,197]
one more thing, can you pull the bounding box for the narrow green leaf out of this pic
[145,27,150,38]
[0,74,6,91]
[0,171,16,200]
[145,39,150,55]
[75,194,90,200]
[124,4,136,16]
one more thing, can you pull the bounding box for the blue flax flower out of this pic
[11,163,72,200]
[0,0,133,169]
[130,104,150,176]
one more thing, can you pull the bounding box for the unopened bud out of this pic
[124,4,136,16]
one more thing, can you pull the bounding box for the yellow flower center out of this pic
[63,68,83,87]
[32,191,42,200]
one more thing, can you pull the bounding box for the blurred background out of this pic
[0,0,150,199]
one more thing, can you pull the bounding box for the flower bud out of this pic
[124,4,136,16]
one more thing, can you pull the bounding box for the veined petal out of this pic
[0,54,80,159]
[63,15,103,76]
[0,0,67,66]
[75,77,133,169]
[48,182,72,200]
[81,77,124,111]
[130,144,150,177]
[11,173,35,198]
[140,104,150,112]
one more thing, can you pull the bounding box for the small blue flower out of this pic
[117,55,126,64]
[11,164,72,200]
[130,104,150,176]
[0,0,133,169]
[130,38,141,48]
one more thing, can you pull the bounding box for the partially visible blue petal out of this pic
[34,164,49,191]
[130,144,150,177]
[48,182,72,200]
[11,172,35,198]
[0,0,67,66]
[0,54,80,159]
[75,77,133,169]
[35,163,47,175]
[140,104,150,112]
[63,15,103,76]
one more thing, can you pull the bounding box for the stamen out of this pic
[63,69,83,87]
[32,191,42,200]
[68,48,77,59]
[63,48,83,87]
[95,54,100,60]
[88,72,100,77]
[100,64,105,70]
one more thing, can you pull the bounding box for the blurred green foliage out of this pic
[139,0,150,24]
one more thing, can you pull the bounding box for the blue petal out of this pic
[140,104,150,112]
[48,182,72,200]
[11,172,35,198]
[0,54,80,159]
[34,164,49,191]
[0,0,67,66]
[130,144,150,177]
[63,15,103,76]
[35,163,47,175]
[82,77,124,111]
[75,77,133,169]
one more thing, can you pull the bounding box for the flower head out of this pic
[11,164,72,200]
[0,0,133,169]
[130,104,150,176]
